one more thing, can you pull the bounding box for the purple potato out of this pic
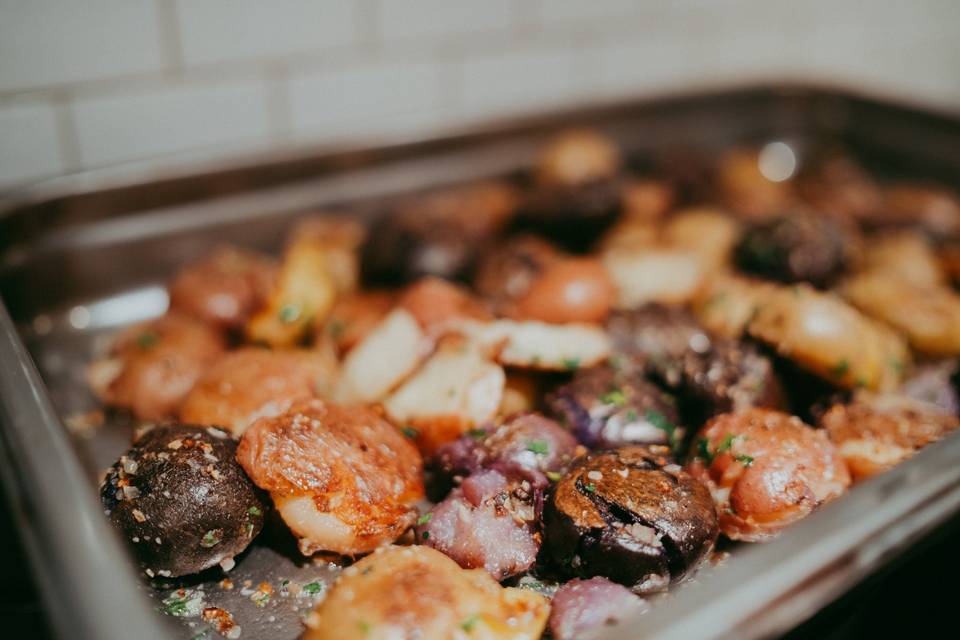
[100,424,267,578]
[546,365,681,448]
[542,446,718,593]
[549,577,649,640]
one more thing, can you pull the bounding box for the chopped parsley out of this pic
[159,591,201,617]
[278,303,301,324]
[400,426,419,439]
[137,332,159,350]
[624,409,640,422]
[600,388,627,407]
[526,440,549,455]
[421,531,430,540]
[244,522,255,538]
[645,409,676,445]
[697,437,713,463]
[247,506,262,517]
[357,621,371,635]
[302,581,324,595]
[734,454,755,467]
[416,513,433,526]
[716,433,737,454]
[829,358,850,379]
[467,428,487,440]
[562,357,581,371]
[461,614,481,632]
[546,471,562,482]
[584,482,597,494]
[200,529,222,548]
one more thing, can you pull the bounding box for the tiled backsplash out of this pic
[1,0,958,189]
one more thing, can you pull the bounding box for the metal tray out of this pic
[2,85,960,640]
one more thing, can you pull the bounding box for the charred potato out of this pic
[543,446,718,593]
[303,545,548,640]
[734,211,850,287]
[362,181,517,284]
[687,409,851,541]
[100,424,267,577]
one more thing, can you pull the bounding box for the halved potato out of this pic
[662,207,741,270]
[335,308,429,403]
[457,319,611,371]
[748,284,908,390]
[842,272,960,356]
[602,248,706,308]
[384,340,505,454]
[693,272,776,339]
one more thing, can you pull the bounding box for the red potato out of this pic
[687,408,851,541]
[237,399,423,556]
[87,313,225,421]
[178,347,338,436]
[168,245,278,331]
[512,257,616,324]
[397,277,492,333]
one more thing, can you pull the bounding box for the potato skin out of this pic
[90,313,226,421]
[178,347,337,436]
[303,545,549,640]
[237,399,423,555]
[512,257,616,324]
[820,392,959,482]
[687,409,850,541]
[543,446,718,593]
[100,424,267,577]
[168,245,278,331]
[473,234,563,314]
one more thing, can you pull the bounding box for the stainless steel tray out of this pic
[2,85,960,640]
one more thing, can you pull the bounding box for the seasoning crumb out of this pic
[131,508,147,523]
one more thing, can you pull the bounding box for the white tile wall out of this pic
[288,57,445,140]
[175,0,357,67]
[0,0,958,190]
[72,80,273,167]
[0,100,65,185]
[377,0,517,42]
[0,1,165,92]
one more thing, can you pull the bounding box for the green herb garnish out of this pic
[467,428,487,440]
[562,357,581,371]
[584,482,597,493]
[624,409,639,422]
[526,440,549,455]
[416,513,433,526]
[461,614,481,632]
[422,531,430,540]
[400,426,419,439]
[645,409,676,445]
[278,303,301,324]
[716,433,737,454]
[600,388,627,407]
[546,471,562,482]
[200,529,222,548]
[248,506,262,517]
[302,581,324,595]
[734,454,755,467]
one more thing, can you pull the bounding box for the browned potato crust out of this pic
[303,545,549,640]
[237,399,423,555]
[820,393,959,481]
[178,347,338,436]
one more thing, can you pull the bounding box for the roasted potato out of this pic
[543,446,718,593]
[178,346,338,436]
[237,399,423,555]
[303,545,549,640]
[100,424,267,577]
[687,408,851,541]
[87,313,225,421]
